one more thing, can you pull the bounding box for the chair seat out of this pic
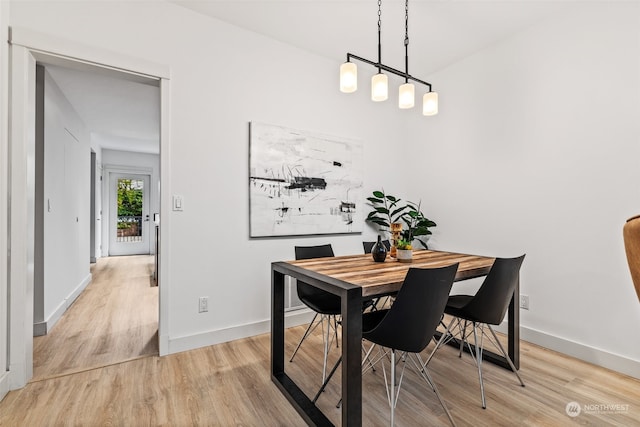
[444,294,475,320]
[299,293,342,315]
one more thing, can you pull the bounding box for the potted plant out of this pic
[395,238,413,263]
[366,190,437,256]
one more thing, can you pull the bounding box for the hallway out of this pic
[32,255,158,382]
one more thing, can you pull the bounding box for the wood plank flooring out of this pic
[1,256,639,425]
[31,255,158,381]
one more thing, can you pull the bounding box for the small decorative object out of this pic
[389,222,403,258]
[371,235,388,262]
[396,238,413,263]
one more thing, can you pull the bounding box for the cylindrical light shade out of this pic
[339,62,357,93]
[423,91,439,116]
[371,73,388,102]
[398,83,415,109]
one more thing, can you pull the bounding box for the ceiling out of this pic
[46,64,160,155]
[46,1,574,155]
[172,0,574,76]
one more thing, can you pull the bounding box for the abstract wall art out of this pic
[249,122,363,237]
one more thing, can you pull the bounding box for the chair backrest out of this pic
[294,244,335,303]
[295,244,334,260]
[364,264,458,354]
[363,240,391,254]
[623,215,640,301]
[460,255,526,325]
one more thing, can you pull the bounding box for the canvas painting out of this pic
[249,122,363,237]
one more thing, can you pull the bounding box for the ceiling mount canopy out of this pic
[339,0,438,116]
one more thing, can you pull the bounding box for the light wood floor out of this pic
[31,255,158,381]
[2,264,639,425]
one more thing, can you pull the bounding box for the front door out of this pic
[109,173,150,256]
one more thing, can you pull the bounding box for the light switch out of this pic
[173,195,184,211]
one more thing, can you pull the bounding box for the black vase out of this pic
[372,235,388,262]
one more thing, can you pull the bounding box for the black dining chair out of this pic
[290,244,341,383]
[363,239,391,254]
[425,255,526,409]
[314,265,459,426]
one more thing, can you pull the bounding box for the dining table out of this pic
[271,249,520,426]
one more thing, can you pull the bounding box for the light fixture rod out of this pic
[404,0,409,83]
[345,52,432,91]
[377,0,382,73]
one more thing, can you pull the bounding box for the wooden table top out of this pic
[286,250,495,298]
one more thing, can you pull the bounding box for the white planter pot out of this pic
[396,249,413,263]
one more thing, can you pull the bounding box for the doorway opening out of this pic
[31,58,161,381]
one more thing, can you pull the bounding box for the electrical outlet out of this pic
[520,295,529,310]
[198,296,209,313]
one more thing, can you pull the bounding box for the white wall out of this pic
[407,3,640,377]
[7,1,407,355]
[100,148,160,256]
[9,0,637,379]
[33,68,92,336]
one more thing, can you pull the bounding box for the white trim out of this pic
[7,31,171,391]
[158,78,171,356]
[9,27,169,80]
[102,164,153,175]
[168,310,316,355]
[0,0,10,399]
[8,44,36,389]
[33,274,91,336]
[494,322,640,379]
[0,372,9,403]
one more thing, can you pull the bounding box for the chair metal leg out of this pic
[362,342,377,374]
[424,317,455,367]
[472,323,486,409]
[459,319,468,358]
[487,325,525,387]
[313,355,342,403]
[389,350,396,426]
[289,312,319,362]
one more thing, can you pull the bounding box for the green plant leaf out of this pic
[367,197,383,204]
[375,207,389,214]
[415,238,429,249]
[390,206,407,218]
[386,195,397,202]
[373,190,385,198]
[371,219,389,227]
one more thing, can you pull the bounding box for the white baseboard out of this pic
[33,273,92,336]
[0,371,9,403]
[494,323,640,379]
[168,308,315,355]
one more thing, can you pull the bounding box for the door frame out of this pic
[6,28,172,390]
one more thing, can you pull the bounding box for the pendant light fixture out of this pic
[339,0,438,116]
